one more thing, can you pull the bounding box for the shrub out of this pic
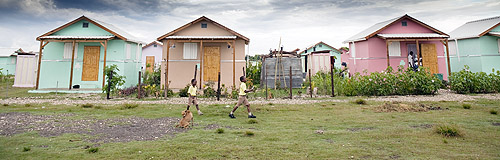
[82,104,94,108]
[462,104,471,109]
[102,64,126,95]
[87,147,99,153]
[122,103,138,109]
[119,85,139,97]
[353,99,367,105]
[434,124,462,137]
[244,130,255,136]
[449,66,500,94]
[203,82,217,97]
[247,119,258,124]
[179,84,190,97]
[23,147,31,152]
[490,110,498,115]
[216,128,224,134]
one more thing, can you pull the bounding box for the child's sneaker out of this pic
[248,114,256,118]
[198,110,203,115]
[229,114,236,119]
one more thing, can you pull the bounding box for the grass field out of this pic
[0,98,499,159]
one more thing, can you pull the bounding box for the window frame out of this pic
[183,43,198,59]
[388,41,401,57]
[201,23,207,28]
[83,22,89,28]
[63,42,78,59]
[402,21,407,26]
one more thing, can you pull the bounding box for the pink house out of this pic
[343,14,451,80]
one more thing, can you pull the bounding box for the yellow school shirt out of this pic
[188,85,197,96]
[239,83,247,96]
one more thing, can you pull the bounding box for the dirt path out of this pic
[1,89,499,105]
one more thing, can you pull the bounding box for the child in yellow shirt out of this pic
[229,76,255,118]
[187,79,203,115]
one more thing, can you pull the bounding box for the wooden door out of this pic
[421,43,438,74]
[203,46,220,82]
[82,46,101,81]
[146,56,155,73]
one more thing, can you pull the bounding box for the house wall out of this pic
[379,18,435,34]
[0,56,16,75]
[52,20,113,36]
[448,35,500,73]
[141,44,163,71]
[300,43,342,72]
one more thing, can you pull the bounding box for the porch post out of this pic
[69,40,76,90]
[101,40,108,88]
[445,39,451,76]
[36,40,49,90]
[232,40,236,87]
[386,40,390,67]
[199,40,203,89]
[416,40,421,66]
[165,40,170,99]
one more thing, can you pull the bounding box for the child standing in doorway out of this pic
[229,76,256,118]
[187,79,203,115]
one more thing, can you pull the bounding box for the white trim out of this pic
[126,43,131,59]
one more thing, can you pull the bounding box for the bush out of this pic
[462,104,471,109]
[121,103,138,109]
[353,99,367,105]
[23,147,31,152]
[449,66,500,94]
[246,61,261,86]
[87,147,99,153]
[490,110,498,115]
[216,128,224,134]
[434,124,462,137]
[179,84,190,97]
[203,81,217,97]
[244,130,255,136]
[102,64,126,94]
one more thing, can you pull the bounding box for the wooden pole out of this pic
[35,41,44,90]
[101,40,108,88]
[194,65,197,80]
[445,39,451,76]
[416,40,421,66]
[232,40,236,87]
[386,41,390,67]
[69,40,76,90]
[265,60,268,100]
[138,71,142,99]
[289,66,292,99]
[308,69,312,98]
[200,40,203,89]
[217,72,221,101]
[331,62,335,97]
[106,72,112,100]
[164,40,170,99]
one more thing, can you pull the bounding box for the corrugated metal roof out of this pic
[0,48,18,57]
[165,36,237,39]
[488,31,500,36]
[343,15,404,43]
[88,17,145,44]
[39,35,114,39]
[377,33,449,38]
[449,16,500,40]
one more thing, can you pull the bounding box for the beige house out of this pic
[157,16,250,89]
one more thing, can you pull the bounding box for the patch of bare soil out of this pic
[374,101,446,112]
[492,122,500,126]
[0,112,186,143]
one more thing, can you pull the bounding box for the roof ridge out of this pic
[466,16,500,24]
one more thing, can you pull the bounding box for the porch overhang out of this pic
[38,35,114,41]
[488,31,500,37]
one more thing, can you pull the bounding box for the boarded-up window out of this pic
[63,43,78,59]
[389,42,401,56]
[183,43,198,59]
[448,41,457,56]
[126,43,131,59]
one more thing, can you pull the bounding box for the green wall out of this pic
[53,20,113,36]
[448,35,500,73]
[300,43,342,69]
[0,56,16,75]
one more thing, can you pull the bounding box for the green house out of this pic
[34,16,143,92]
[0,48,20,75]
[298,41,342,74]
[448,16,500,73]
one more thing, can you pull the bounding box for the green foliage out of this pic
[179,84,190,97]
[246,61,261,86]
[490,110,498,115]
[353,99,367,105]
[102,64,126,94]
[87,147,99,153]
[22,147,31,152]
[143,67,161,86]
[434,124,462,137]
[449,66,500,94]
[203,82,217,97]
[82,104,94,108]
[216,128,224,134]
[462,104,471,109]
[244,130,255,136]
[121,103,138,109]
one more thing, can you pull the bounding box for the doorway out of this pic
[203,46,220,82]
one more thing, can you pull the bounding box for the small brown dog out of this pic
[176,110,193,128]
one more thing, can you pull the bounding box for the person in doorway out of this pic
[229,76,256,118]
[340,62,350,78]
[187,79,203,115]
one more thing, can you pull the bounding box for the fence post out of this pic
[138,71,142,99]
[107,72,112,100]
[331,64,335,97]
[308,69,312,98]
[265,61,268,100]
[5,70,8,98]
[289,66,292,99]
[217,72,221,101]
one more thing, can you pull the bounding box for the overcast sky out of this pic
[0,0,499,55]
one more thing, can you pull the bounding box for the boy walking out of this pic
[229,76,256,118]
[187,79,203,115]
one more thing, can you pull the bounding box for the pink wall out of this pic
[379,18,435,34]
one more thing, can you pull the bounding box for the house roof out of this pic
[157,16,250,44]
[165,35,237,39]
[39,35,114,39]
[142,41,163,49]
[449,16,500,40]
[377,33,448,38]
[37,16,144,44]
[489,31,500,37]
[343,14,448,43]
[0,48,19,57]
[298,41,340,55]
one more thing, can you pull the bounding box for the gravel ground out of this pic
[1,89,499,105]
[0,112,186,143]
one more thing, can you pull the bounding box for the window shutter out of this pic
[126,43,131,59]
[389,42,401,56]
[183,43,198,59]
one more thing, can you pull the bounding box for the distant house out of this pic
[142,41,163,73]
[298,41,341,75]
[13,50,38,87]
[0,48,20,75]
[157,16,249,89]
[35,16,144,91]
[448,16,500,73]
[343,14,451,80]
